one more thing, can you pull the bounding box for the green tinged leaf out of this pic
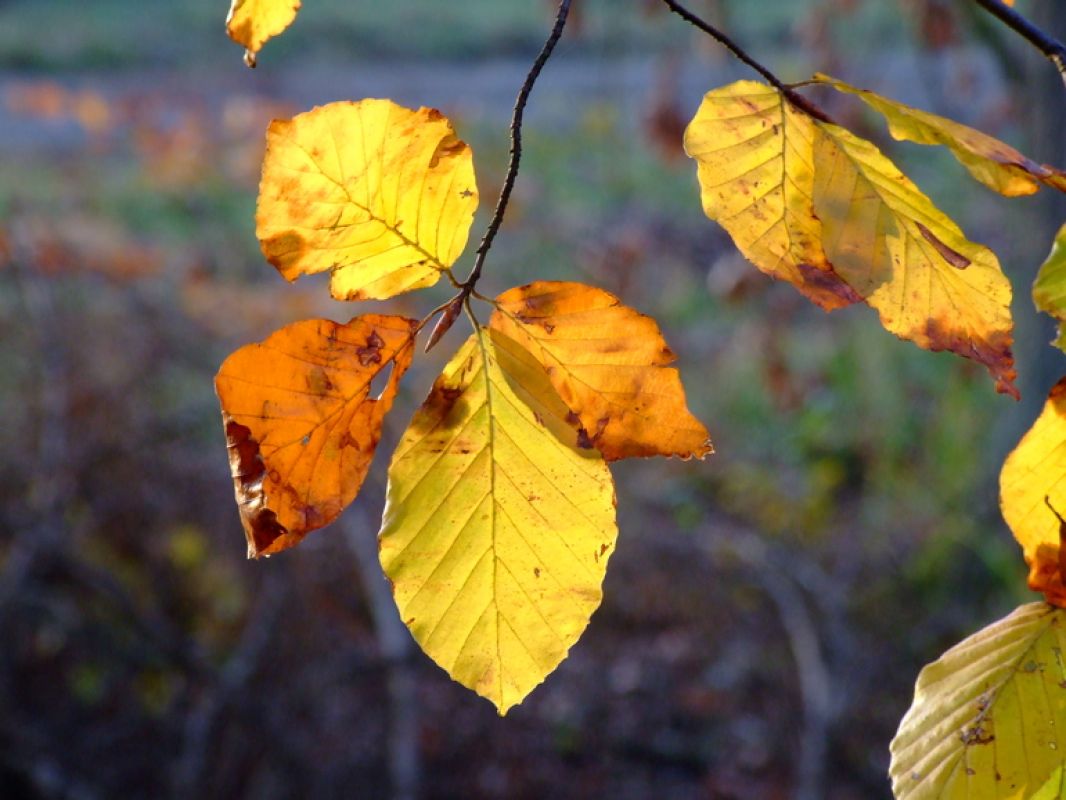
[1034,224,1066,352]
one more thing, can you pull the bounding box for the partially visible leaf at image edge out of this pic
[216,314,417,558]
[257,99,479,302]
[890,603,1066,800]
[379,328,617,715]
[488,281,713,461]
[1000,376,1066,607]
[685,80,1018,398]
[226,0,301,66]
[1034,223,1066,351]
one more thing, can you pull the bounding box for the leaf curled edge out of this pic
[216,314,417,557]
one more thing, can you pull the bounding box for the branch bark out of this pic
[973,0,1066,88]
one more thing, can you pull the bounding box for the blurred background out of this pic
[1,0,1065,797]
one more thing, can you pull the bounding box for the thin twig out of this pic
[459,0,572,298]
[973,0,1066,88]
[658,0,835,124]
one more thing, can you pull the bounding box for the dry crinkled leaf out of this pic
[1000,377,1066,606]
[814,73,1066,197]
[488,281,713,460]
[1034,224,1066,351]
[216,314,417,558]
[257,100,479,301]
[379,328,617,715]
[890,603,1066,800]
[685,81,1017,398]
[226,0,301,66]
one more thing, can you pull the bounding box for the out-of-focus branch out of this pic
[973,0,1066,88]
[345,509,420,800]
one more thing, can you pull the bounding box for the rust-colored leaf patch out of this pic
[215,314,417,557]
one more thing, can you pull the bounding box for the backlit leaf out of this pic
[814,73,1066,197]
[488,281,713,460]
[1000,377,1066,606]
[1034,224,1066,351]
[686,81,1017,398]
[890,603,1066,800]
[683,81,859,312]
[257,100,479,301]
[379,328,617,715]
[216,315,417,558]
[226,0,300,66]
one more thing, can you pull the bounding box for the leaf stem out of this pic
[972,0,1066,89]
[658,0,835,124]
[458,0,572,299]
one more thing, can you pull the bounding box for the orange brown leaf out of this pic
[489,281,712,461]
[216,314,417,558]
[257,100,479,301]
[1000,377,1066,606]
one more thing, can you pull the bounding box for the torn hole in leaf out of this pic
[369,362,395,401]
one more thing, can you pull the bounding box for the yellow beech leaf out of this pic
[683,81,860,312]
[1000,378,1066,606]
[488,281,713,460]
[812,118,1017,398]
[378,328,617,715]
[1034,224,1066,351]
[814,73,1066,197]
[226,0,300,66]
[257,100,479,301]
[216,314,417,558]
[686,81,1017,399]
[890,603,1066,800]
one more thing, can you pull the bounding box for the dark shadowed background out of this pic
[1,1,1065,797]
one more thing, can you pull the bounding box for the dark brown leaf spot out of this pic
[916,222,971,269]
[795,262,862,309]
[534,567,541,578]
[357,331,385,366]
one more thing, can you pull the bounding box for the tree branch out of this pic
[458,0,572,298]
[658,0,834,124]
[973,0,1066,88]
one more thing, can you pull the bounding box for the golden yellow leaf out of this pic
[686,81,1017,398]
[683,81,859,312]
[379,328,617,715]
[1034,224,1066,351]
[216,314,417,558]
[814,73,1066,197]
[226,0,301,66]
[812,118,1017,398]
[890,603,1066,800]
[488,281,713,460]
[1000,378,1066,606]
[257,100,479,301]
